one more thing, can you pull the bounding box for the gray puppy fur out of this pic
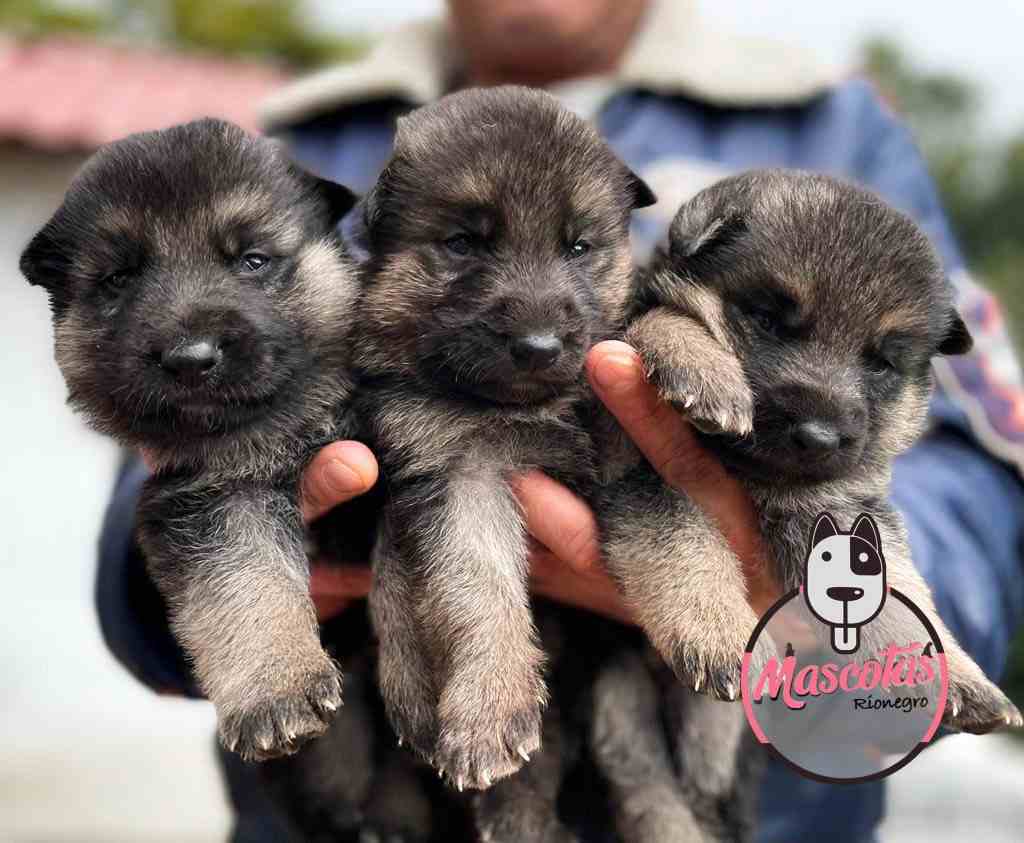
[20,119,362,762]
[352,85,654,801]
[589,168,1021,839]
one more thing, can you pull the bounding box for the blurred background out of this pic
[1,1,1021,840]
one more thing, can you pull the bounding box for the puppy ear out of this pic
[668,201,746,268]
[20,225,67,292]
[288,158,358,227]
[314,177,358,227]
[625,168,657,209]
[811,512,839,548]
[939,309,973,356]
[20,223,73,315]
[850,514,881,551]
[360,167,393,241]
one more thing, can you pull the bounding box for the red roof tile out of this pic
[0,36,291,151]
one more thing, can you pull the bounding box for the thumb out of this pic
[301,441,379,523]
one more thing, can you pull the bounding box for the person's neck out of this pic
[461,3,648,88]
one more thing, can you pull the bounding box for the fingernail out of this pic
[591,353,639,394]
[322,459,365,495]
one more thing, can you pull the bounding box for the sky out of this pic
[309,0,1024,138]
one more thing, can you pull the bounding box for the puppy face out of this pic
[356,86,654,405]
[644,169,972,484]
[20,119,357,448]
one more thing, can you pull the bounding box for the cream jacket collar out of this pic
[261,1,843,129]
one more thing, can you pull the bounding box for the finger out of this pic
[528,545,634,626]
[301,441,379,523]
[313,594,353,623]
[310,563,373,623]
[309,563,374,599]
[511,470,603,577]
[586,341,779,614]
[587,341,721,494]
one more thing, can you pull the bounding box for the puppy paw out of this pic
[944,670,1022,734]
[662,623,773,703]
[433,667,546,791]
[648,362,753,437]
[668,638,744,701]
[434,704,543,791]
[380,686,438,767]
[218,663,342,762]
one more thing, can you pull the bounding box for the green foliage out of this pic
[0,0,105,34]
[863,37,1023,342]
[162,0,367,66]
[0,0,368,67]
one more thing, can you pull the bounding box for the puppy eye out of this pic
[103,270,133,292]
[443,234,475,257]
[241,252,271,273]
[748,309,780,337]
[567,239,592,259]
[865,350,897,376]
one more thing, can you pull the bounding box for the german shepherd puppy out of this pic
[353,86,655,793]
[20,119,362,762]
[592,170,1020,839]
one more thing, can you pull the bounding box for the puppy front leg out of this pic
[371,509,442,760]
[626,307,753,437]
[139,483,341,761]
[861,507,1021,734]
[376,468,546,790]
[597,473,768,700]
[431,469,547,789]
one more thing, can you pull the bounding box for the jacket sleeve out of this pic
[95,455,199,696]
[841,79,1024,679]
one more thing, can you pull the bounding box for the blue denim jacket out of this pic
[97,77,1024,843]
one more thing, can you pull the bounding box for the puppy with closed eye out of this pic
[590,168,1020,842]
[20,119,363,763]
[352,85,655,798]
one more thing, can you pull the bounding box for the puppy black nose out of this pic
[160,339,221,384]
[510,333,563,371]
[826,586,864,602]
[792,420,842,453]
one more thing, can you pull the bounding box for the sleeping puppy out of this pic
[590,168,1021,840]
[353,85,655,795]
[20,119,362,763]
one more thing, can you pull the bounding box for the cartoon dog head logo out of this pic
[803,513,886,653]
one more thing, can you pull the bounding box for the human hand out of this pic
[299,441,378,621]
[301,339,781,625]
[514,341,780,624]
